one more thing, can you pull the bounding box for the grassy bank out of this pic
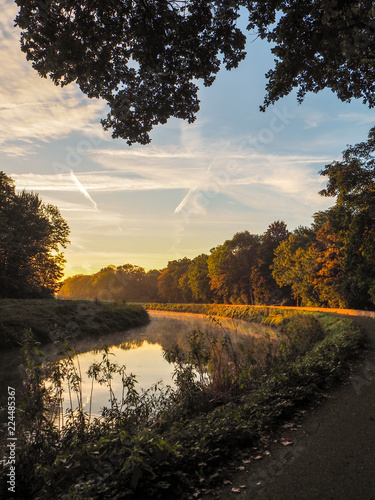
[0,303,368,499]
[144,302,306,326]
[0,299,149,349]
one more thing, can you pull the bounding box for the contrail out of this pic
[174,187,195,214]
[173,142,230,215]
[69,171,98,210]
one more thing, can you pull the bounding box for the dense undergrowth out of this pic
[0,308,367,499]
[0,299,149,349]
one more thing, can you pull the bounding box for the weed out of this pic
[0,311,367,499]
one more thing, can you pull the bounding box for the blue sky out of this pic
[1,0,374,277]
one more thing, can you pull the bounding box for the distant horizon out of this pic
[57,214,315,279]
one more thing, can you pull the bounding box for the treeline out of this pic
[60,128,375,310]
[58,221,290,305]
[273,127,375,310]
[59,265,160,302]
[157,222,290,305]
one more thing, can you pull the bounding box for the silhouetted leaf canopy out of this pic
[15,1,375,144]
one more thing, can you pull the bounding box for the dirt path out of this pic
[206,316,375,500]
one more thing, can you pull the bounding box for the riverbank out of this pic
[144,302,375,320]
[209,315,375,499]
[0,299,150,349]
[0,305,368,499]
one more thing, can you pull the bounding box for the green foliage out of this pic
[15,2,375,143]
[276,314,325,364]
[148,222,291,306]
[208,231,262,304]
[0,311,367,499]
[247,0,375,111]
[163,313,326,416]
[319,126,375,210]
[0,172,70,298]
[59,264,160,302]
[272,227,318,306]
[157,258,193,303]
[316,127,375,308]
[269,126,375,310]
[187,254,212,303]
[15,1,246,145]
[0,299,149,349]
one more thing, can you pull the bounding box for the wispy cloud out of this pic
[0,0,106,154]
[12,148,329,195]
[338,112,375,125]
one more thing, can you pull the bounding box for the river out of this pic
[0,311,277,425]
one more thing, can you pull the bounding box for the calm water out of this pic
[0,311,277,423]
[47,311,277,419]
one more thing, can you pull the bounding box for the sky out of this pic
[1,1,374,278]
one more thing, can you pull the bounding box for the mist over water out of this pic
[51,311,277,418]
[0,311,277,425]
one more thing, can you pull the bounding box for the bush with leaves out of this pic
[0,313,367,499]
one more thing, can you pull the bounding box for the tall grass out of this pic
[0,313,366,499]
[0,299,149,349]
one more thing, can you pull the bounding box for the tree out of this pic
[254,220,290,304]
[188,254,212,303]
[58,264,160,301]
[271,127,375,309]
[58,274,95,299]
[15,0,246,145]
[317,127,375,308]
[91,265,120,301]
[247,0,375,111]
[319,126,375,212]
[115,264,147,300]
[142,269,161,301]
[272,227,318,306]
[311,221,346,308]
[0,171,70,298]
[157,268,176,303]
[15,1,375,144]
[157,258,192,302]
[208,231,262,304]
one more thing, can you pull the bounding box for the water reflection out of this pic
[50,311,277,420]
[0,311,278,427]
[60,340,174,419]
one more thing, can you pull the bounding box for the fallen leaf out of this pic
[240,485,247,489]
[242,459,252,464]
[264,450,271,456]
[282,423,295,429]
[223,480,232,485]
[237,466,245,470]
[253,455,263,460]
[281,439,293,446]
[231,487,241,494]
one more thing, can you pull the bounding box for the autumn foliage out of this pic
[61,129,375,310]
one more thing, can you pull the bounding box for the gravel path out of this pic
[208,316,375,500]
